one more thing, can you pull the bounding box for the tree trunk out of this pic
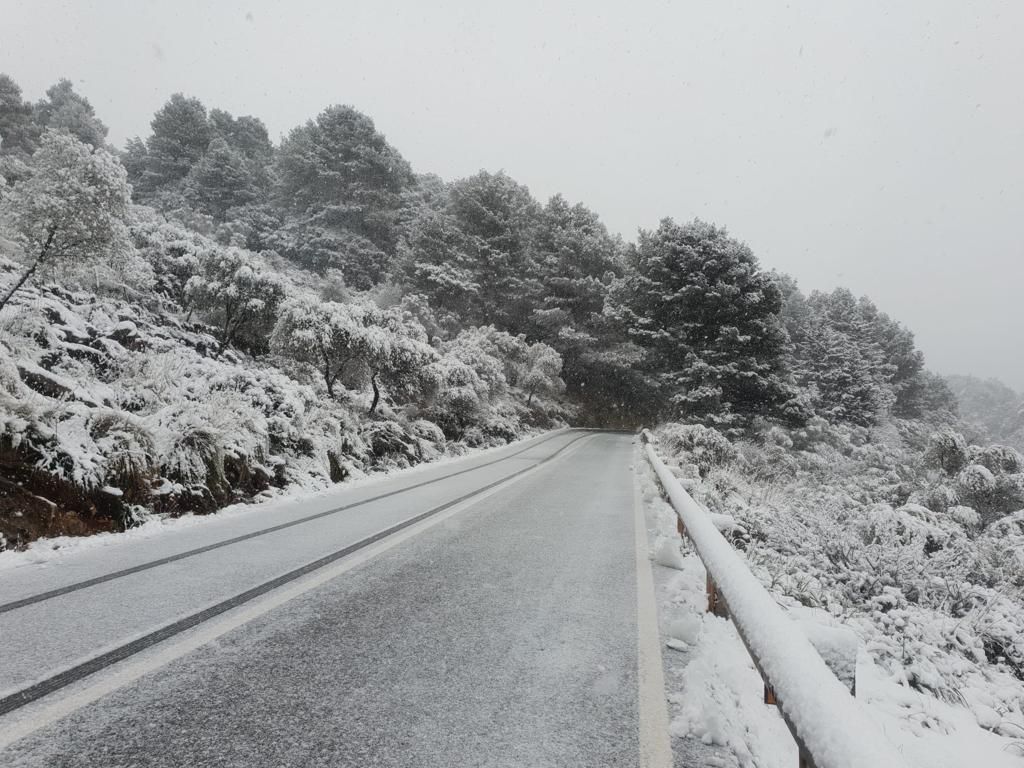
[0,228,56,313]
[369,372,381,415]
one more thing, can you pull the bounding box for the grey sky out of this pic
[3,0,1022,388]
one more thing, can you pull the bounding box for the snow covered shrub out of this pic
[656,423,737,477]
[424,358,488,439]
[956,464,998,521]
[130,206,210,304]
[479,411,522,443]
[408,418,446,461]
[185,246,287,354]
[362,420,418,467]
[89,409,156,502]
[992,473,1024,517]
[409,418,445,446]
[969,444,1024,475]
[948,504,981,530]
[460,426,505,449]
[150,392,271,511]
[908,483,960,514]
[924,428,969,474]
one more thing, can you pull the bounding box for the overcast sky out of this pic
[3,0,1022,388]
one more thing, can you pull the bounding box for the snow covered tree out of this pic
[521,342,564,405]
[185,246,287,354]
[528,194,625,412]
[271,297,365,397]
[208,109,273,163]
[397,202,483,322]
[423,357,490,438]
[0,74,40,157]
[271,298,436,409]
[267,216,388,289]
[137,94,213,193]
[444,170,543,333]
[443,327,516,398]
[274,105,413,253]
[610,218,799,431]
[32,79,108,149]
[781,282,935,426]
[358,311,438,415]
[0,129,131,311]
[184,137,267,220]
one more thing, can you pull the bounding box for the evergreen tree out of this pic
[0,74,40,156]
[33,79,108,149]
[397,201,483,322]
[528,194,625,411]
[610,218,799,431]
[274,105,413,254]
[444,170,542,333]
[183,137,266,220]
[141,94,213,191]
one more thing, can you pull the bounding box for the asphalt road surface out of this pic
[0,429,672,767]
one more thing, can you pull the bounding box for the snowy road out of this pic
[0,429,670,767]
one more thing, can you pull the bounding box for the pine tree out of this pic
[141,94,213,191]
[184,137,266,220]
[610,218,799,431]
[33,79,108,149]
[444,171,542,333]
[0,74,40,157]
[274,105,413,254]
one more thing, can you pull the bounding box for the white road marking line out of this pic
[634,444,675,768]
[0,435,595,751]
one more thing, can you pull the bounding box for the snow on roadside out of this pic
[637,450,1024,768]
[0,428,560,573]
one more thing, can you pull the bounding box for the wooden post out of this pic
[706,573,728,617]
[676,516,686,538]
[764,683,777,705]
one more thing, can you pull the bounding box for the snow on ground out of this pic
[638,453,1024,768]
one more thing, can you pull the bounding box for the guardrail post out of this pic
[706,573,728,617]
[677,516,686,538]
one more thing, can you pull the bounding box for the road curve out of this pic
[0,430,665,767]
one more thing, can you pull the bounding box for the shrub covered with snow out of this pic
[656,423,738,477]
[667,416,1024,758]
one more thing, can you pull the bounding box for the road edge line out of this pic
[633,442,674,768]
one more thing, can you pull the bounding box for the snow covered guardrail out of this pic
[640,430,909,768]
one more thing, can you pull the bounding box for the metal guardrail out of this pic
[640,430,909,768]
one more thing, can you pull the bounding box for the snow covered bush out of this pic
[924,428,970,475]
[665,414,1024,757]
[970,444,1024,475]
[185,245,287,354]
[656,423,737,477]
